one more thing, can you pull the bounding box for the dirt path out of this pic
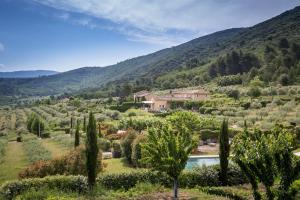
[41,139,69,158]
[0,141,28,183]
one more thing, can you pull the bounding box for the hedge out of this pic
[0,175,88,200]
[0,165,248,199]
[97,165,247,190]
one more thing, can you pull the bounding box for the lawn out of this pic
[103,158,137,174]
[41,139,70,158]
[0,141,28,184]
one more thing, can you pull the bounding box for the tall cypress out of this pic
[86,112,98,188]
[83,116,86,132]
[75,119,80,147]
[219,118,230,185]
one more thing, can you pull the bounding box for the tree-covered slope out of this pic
[1,6,300,97]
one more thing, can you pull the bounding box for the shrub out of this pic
[199,187,248,200]
[248,86,261,98]
[97,165,247,190]
[121,130,137,164]
[131,134,147,167]
[19,146,102,179]
[0,175,88,200]
[112,141,122,158]
[40,132,50,138]
[98,138,111,152]
[16,136,22,142]
[200,129,219,140]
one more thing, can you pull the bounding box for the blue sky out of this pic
[0,0,300,72]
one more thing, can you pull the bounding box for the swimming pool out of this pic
[185,155,219,170]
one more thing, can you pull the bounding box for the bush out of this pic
[19,146,102,179]
[121,130,137,164]
[40,132,50,138]
[112,141,122,158]
[199,187,248,200]
[0,175,88,200]
[248,86,261,98]
[97,165,247,190]
[98,138,111,152]
[16,136,22,142]
[200,129,219,140]
[131,134,147,167]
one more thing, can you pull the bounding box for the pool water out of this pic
[185,156,219,170]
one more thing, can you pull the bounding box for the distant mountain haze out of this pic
[0,70,59,78]
[0,6,300,96]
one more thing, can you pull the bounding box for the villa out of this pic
[134,88,209,111]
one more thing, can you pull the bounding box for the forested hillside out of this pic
[1,6,300,98]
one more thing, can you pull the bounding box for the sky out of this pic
[0,0,300,72]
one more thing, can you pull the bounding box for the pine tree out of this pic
[85,112,98,188]
[75,119,80,147]
[219,119,230,185]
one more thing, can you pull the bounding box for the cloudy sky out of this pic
[0,0,299,72]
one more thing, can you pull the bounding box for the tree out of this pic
[166,111,201,134]
[219,119,230,185]
[121,130,137,164]
[70,116,73,129]
[83,115,86,132]
[85,112,99,188]
[232,125,300,200]
[131,134,147,167]
[226,89,240,101]
[142,124,197,199]
[74,119,80,147]
[30,116,45,137]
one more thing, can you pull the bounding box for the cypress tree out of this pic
[219,118,230,185]
[75,119,80,147]
[86,112,98,188]
[83,116,86,132]
[70,116,73,129]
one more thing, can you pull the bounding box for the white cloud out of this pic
[57,13,70,20]
[0,42,4,51]
[32,0,300,45]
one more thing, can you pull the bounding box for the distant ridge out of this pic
[0,6,300,96]
[0,70,59,78]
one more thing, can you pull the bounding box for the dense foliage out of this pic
[19,146,102,179]
[232,125,300,200]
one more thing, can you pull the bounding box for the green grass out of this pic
[15,183,229,200]
[22,134,52,163]
[0,141,28,184]
[103,158,137,174]
[41,139,70,158]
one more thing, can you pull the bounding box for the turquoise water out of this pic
[185,156,219,170]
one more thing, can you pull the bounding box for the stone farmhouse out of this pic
[134,88,209,111]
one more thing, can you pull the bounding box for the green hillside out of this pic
[1,6,300,97]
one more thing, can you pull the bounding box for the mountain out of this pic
[0,70,59,78]
[1,6,300,97]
